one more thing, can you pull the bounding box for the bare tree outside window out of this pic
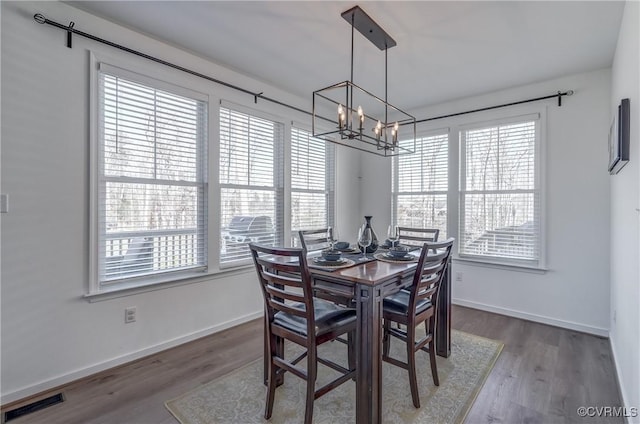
[393,133,448,238]
[99,74,207,283]
[460,121,538,262]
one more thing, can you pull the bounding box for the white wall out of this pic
[335,145,363,241]
[0,1,361,403]
[361,68,612,336]
[609,0,640,415]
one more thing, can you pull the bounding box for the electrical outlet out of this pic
[455,272,463,282]
[125,307,137,323]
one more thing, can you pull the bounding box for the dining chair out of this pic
[298,228,332,252]
[397,227,440,246]
[381,238,454,408]
[249,243,356,424]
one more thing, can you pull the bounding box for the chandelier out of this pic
[312,6,416,156]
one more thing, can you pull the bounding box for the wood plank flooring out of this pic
[3,306,622,424]
[453,306,622,424]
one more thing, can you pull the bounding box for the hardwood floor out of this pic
[453,306,622,424]
[3,306,622,424]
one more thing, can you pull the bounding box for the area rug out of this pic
[165,330,503,424]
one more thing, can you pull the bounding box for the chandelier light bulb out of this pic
[337,104,345,129]
[374,120,382,140]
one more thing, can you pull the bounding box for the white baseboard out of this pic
[453,298,609,337]
[1,311,263,405]
[609,334,639,424]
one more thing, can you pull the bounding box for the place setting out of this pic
[310,249,356,270]
[374,246,419,263]
[375,225,420,263]
[308,226,378,270]
[307,227,356,270]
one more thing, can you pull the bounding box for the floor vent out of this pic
[3,393,65,422]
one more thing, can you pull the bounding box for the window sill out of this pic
[84,266,254,302]
[452,257,548,274]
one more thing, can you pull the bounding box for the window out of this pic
[290,127,335,243]
[219,107,284,267]
[459,116,540,266]
[96,66,208,288]
[393,133,449,238]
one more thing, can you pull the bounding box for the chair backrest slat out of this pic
[261,270,304,289]
[267,298,309,318]
[264,284,305,304]
[256,257,303,275]
[398,227,440,246]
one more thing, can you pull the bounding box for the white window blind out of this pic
[219,107,284,266]
[393,134,449,239]
[459,118,540,265]
[291,128,335,244]
[98,71,208,286]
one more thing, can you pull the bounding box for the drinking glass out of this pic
[387,225,399,248]
[358,226,372,260]
[327,226,334,249]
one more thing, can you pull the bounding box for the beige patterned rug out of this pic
[165,330,502,424]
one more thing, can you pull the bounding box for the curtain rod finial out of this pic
[34,13,46,24]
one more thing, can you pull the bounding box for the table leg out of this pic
[355,284,383,424]
[436,259,452,358]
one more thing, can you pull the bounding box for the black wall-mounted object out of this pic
[609,98,630,175]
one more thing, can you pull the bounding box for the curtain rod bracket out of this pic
[254,92,263,104]
[67,21,75,48]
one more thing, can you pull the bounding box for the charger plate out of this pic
[308,258,356,270]
[374,252,418,263]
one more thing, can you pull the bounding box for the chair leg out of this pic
[407,325,420,408]
[347,330,356,373]
[304,346,317,424]
[428,321,439,386]
[264,335,278,419]
[382,319,391,358]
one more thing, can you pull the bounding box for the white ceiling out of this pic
[68,1,624,111]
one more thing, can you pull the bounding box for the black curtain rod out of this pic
[33,13,315,119]
[415,90,574,124]
[34,13,573,128]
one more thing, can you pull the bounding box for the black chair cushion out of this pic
[383,290,432,315]
[274,298,356,336]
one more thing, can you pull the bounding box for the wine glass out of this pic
[358,226,372,260]
[387,225,399,248]
[327,226,334,249]
[332,228,340,249]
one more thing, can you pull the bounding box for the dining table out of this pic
[263,247,452,424]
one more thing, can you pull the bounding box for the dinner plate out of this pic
[313,257,348,266]
[337,247,359,254]
[382,253,416,261]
